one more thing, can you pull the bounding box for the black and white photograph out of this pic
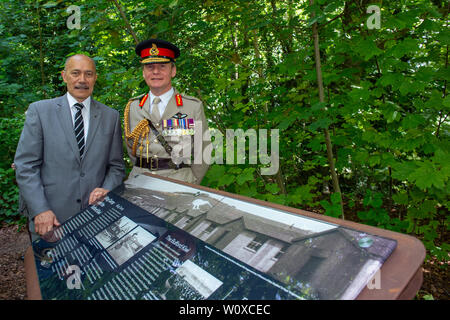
[95,216,139,249]
[106,225,156,266]
[175,260,223,299]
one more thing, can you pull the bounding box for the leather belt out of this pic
[135,157,191,171]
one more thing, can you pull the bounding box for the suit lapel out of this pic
[84,99,102,157]
[56,94,81,163]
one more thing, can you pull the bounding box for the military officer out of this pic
[124,39,210,184]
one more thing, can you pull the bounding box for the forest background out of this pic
[0,0,448,299]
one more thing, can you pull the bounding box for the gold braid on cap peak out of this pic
[124,99,150,157]
[141,57,173,64]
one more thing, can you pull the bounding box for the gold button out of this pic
[154,139,158,143]
[156,123,160,127]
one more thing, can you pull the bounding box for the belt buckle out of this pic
[150,156,158,171]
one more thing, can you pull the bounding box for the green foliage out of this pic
[0,0,448,263]
[0,167,21,224]
[357,190,394,229]
[0,115,25,224]
[320,192,344,218]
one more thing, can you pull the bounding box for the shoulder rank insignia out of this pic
[175,94,183,107]
[139,93,149,108]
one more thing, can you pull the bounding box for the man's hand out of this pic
[34,210,60,236]
[89,187,109,205]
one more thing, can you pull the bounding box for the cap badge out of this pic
[150,43,159,56]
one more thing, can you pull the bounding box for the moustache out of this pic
[75,84,90,89]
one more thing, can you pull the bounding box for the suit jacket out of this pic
[14,94,125,237]
[124,88,210,184]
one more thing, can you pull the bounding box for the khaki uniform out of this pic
[124,89,210,184]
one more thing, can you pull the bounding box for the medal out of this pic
[188,118,195,135]
[167,119,173,136]
[162,119,168,136]
[174,119,181,136]
[179,118,184,135]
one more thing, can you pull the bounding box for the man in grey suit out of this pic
[14,54,125,298]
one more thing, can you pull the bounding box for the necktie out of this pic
[74,103,85,158]
[151,97,161,121]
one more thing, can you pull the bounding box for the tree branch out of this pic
[110,0,139,44]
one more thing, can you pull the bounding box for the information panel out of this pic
[32,174,397,300]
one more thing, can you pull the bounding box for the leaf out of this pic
[392,192,408,205]
[289,184,316,206]
[378,73,403,89]
[237,183,257,197]
[323,2,339,13]
[363,190,383,208]
[236,168,255,185]
[217,174,235,187]
[265,183,280,195]
[264,194,286,205]
[399,80,412,95]
[320,193,343,218]
[354,150,369,163]
[278,117,295,130]
[311,101,326,111]
[43,1,58,8]
[409,161,446,190]
[307,137,323,152]
[389,38,419,58]
[402,114,426,129]
[206,165,225,182]
[354,39,383,61]
[368,154,381,167]
[443,95,450,108]
[421,200,437,216]
[424,90,444,110]
[348,86,371,102]
[306,15,322,27]
[309,118,332,131]
[330,192,342,205]
[156,20,169,32]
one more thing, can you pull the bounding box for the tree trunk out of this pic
[36,8,45,90]
[310,0,344,219]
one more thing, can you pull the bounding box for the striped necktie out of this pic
[74,103,85,158]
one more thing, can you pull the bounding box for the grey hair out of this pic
[64,54,96,71]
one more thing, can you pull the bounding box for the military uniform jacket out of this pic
[124,88,210,184]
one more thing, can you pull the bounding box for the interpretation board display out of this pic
[32,174,397,300]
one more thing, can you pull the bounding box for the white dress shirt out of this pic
[149,87,174,118]
[67,92,90,141]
